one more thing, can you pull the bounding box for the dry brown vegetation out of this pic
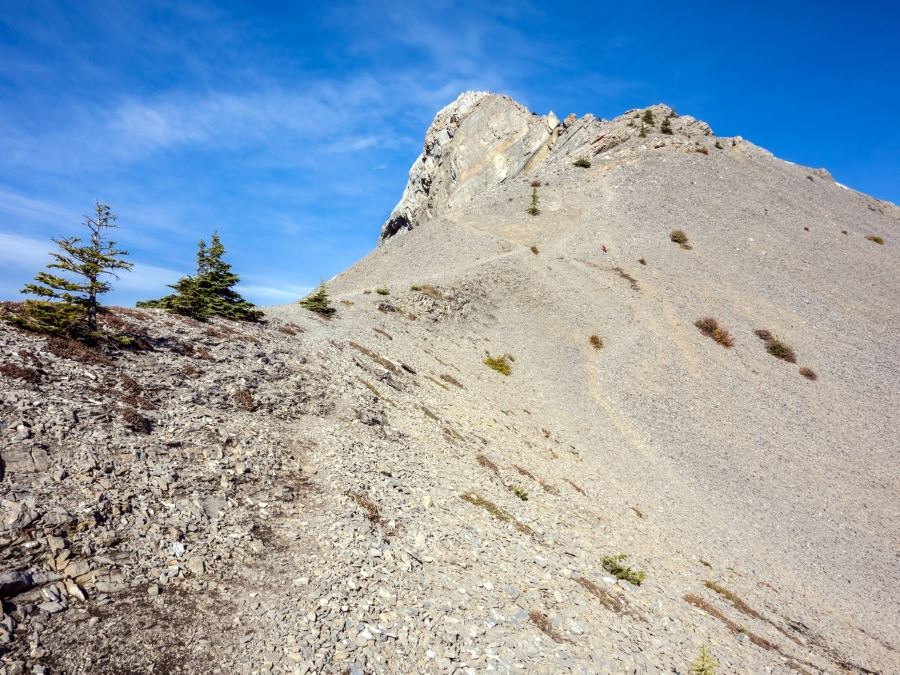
[121,407,151,433]
[530,245,539,255]
[440,373,464,388]
[476,454,500,477]
[529,179,542,187]
[683,593,774,651]
[865,235,884,245]
[528,610,569,643]
[460,492,533,535]
[704,581,762,620]
[45,336,113,366]
[576,577,628,615]
[564,478,587,496]
[695,317,735,348]
[0,361,42,384]
[799,367,817,381]
[589,335,603,350]
[233,389,255,411]
[670,229,692,249]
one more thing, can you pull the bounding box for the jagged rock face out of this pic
[380,95,727,243]
[380,92,557,241]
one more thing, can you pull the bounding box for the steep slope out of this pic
[1,93,897,675]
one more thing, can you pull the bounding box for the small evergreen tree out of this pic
[298,284,336,316]
[639,120,647,138]
[526,187,540,216]
[690,645,717,675]
[138,232,263,321]
[660,117,673,134]
[642,109,655,125]
[14,202,132,336]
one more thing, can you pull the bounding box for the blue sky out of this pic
[1,1,898,306]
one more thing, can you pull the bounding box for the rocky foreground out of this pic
[1,92,898,674]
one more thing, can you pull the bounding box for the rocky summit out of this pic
[1,92,898,674]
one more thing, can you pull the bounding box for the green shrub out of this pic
[660,118,673,134]
[766,340,796,363]
[602,554,646,586]
[376,287,390,295]
[573,157,591,168]
[298,286,336,316]
[642,109,655,125]
[483,354,512,376]
[865,234,884,245]
[511,487,529,501]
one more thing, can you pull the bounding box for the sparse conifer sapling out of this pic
[13,201,132,337]
[526,187,540,216]
[298,285,336,316]
[660,118,673,134]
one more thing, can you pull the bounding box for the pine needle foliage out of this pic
[690,645,718,675]
[298,285,336,316]
[13,202,132,337]
[138,232,262,321]
[642,109,655,125]
[660,118,673,134]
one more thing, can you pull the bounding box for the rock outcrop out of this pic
[379,92,558,241]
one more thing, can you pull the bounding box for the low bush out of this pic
[530,245,539,255]
[865,234,884,245]
[660,118,673,135]
[589,335,603,350]
[375,287,390,296]
[695,317,734,348]
[766,340,796,363]
[670,229,691,249]
[573,157,591,168]
[0,362,41,384]
[483,354,512,376]
[799,366,817,380]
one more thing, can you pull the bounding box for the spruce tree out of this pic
[660,117,673,134]
[138,232,263,321]
[298,284,336,316]
[642,109,655,125]
[14,202,132,336]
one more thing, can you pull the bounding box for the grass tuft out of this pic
[375,287,390,296]
[766,340,796,363]
[589,335,603,350]
[460,492,533,535]
[865,234,884,245]
[602,554,646,586]
[799,366,817,381]
[573,157,591,168]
